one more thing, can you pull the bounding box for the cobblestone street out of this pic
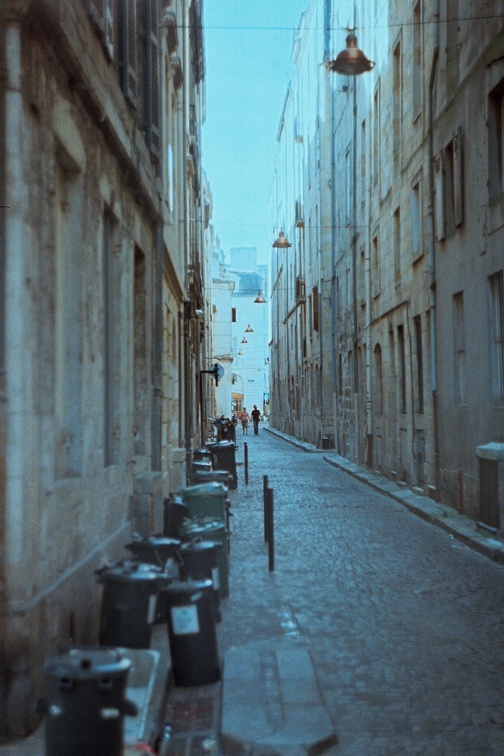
[214,428,504,755]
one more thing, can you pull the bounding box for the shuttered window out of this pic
[144,0,161,157]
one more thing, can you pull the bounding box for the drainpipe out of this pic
[151,220,163,471]
[182,0,192,481]
[352,75,359,464]
[329,38,339,454]
[428,0,440,499]
[365,109,372,468]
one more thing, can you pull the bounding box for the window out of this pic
[345,147,351,223]
[412,2,422,116]
[394,207,401,283]
[488,79,504,201]
[118,0,138,105]
[414,316,424,413]
[373,85,380,186]
[411,178,423,260]
[104,209,122,466]
[374,344,383,415]
[312,285,319,332]
[55,159,83,478]
[231,307,237,323]
[393,40,402,159]
[453,291,466,405]
[444,129,464,236]
[398,325,406,414]
[372,232,380,297]
[489,272,504,405]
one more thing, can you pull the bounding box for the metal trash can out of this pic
[163,494,190,539]
[163,578,221,687]
[181,481,229,522]
[178,540,223,622]
[37,647,137,756]
[193,447,212,462]
[187,469,233,487]
[322,436,331,450]
[206,441,238,489]
[180,520,230,599]
[96,561,169,648]
[124,534,181,569]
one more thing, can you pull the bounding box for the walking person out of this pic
[251,405,261,435]
[240,408,250,435]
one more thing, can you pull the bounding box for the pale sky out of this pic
[202,0,310,264]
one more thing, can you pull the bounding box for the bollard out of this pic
[244,442,249,485]
[267,487,275,572]
[263,474,269,542]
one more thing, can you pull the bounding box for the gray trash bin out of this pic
[37,647,137,756]
[178,540,223,622]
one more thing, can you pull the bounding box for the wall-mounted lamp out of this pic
[272,230,292,248]
[254,291,266,303]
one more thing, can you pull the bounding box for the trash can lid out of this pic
[96,560,164,583]
[43,647,132,680]
[162,577,213,595]
[124,535,181,549]
[206,441,235,449]
[180,482,228,497]
[179,540,222,553]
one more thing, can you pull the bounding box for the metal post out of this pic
[267,487,275,572]
[263,474,269,542]
[244,442,249,485]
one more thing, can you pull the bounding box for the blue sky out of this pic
[202,0,310,264]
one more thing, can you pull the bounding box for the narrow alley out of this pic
[165,428,504,755]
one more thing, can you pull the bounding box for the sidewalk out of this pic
[264,426,504,565]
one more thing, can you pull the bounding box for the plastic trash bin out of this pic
[163,494,190,539]
[96,561,171,648]
[181,481,229,522]
[180,520,230,599]
[178,540,223,621]
[36,647,137,756]
[124,534,181,569]
[163,578,221,687]
[206,441,237,489]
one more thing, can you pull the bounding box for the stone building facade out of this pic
[270,1,504,522]
[0,0,208,738]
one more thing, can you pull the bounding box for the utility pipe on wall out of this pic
[428,0,441,499]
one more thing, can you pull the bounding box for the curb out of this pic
[265,427,504,565]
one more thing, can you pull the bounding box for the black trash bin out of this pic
[37,647,137,756]
[178,540,223,622]
[124,534,181,569]
[96,561,169,648]
[163,578,221,687]
[206,441,237,489]
[163,494,190,539]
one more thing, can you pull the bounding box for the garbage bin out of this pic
[206,441,237,489]
[322,436,331,450]
[37,647,137,756]
[187,469,233,487]
[163,494,190,539]
[193,447,212,462]
[181,481,229,522]
[178,540,223,621]
[163,578,221,687]
[191,458,212,475]
[124,534,181,569]
[180,520,230,599]
[96,561,170,648]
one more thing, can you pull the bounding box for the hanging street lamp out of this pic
[326,31,375,76]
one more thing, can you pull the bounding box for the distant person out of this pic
[251,405,261,435]
[241,408,250,435]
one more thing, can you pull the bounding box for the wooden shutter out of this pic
[145,0,160,156]
[124,0,137,105]
[88,0,113,60]
[434,152,445,241]
[453,127,464,227]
